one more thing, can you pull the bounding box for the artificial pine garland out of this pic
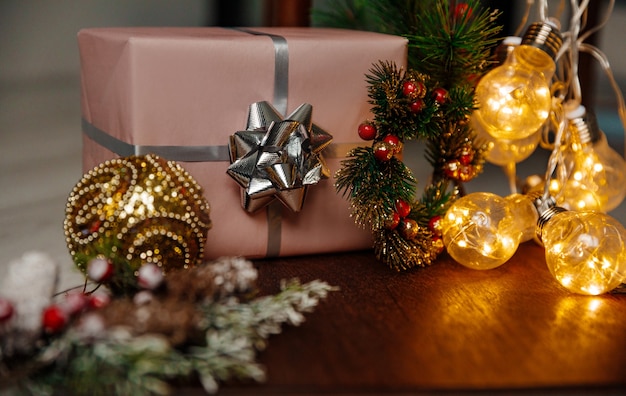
[328,1,503,270]
[1,253,335,395]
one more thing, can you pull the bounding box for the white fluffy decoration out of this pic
[0,251,59,357]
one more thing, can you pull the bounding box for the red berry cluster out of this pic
[373,135,403,162]
[444,145,476,182]
[403,79,448,113]
[40,258,166,334]
[387,199,420,240]
[41,290,111,334]
[402,80,427,114]
[428,215,445,254]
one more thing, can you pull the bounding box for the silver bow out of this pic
[227,101,333,213]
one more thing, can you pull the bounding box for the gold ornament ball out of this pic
[64,154,212,277]
[398,219,420,240]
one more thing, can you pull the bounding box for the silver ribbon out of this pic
[82,118,359,163]
[82,119,230,162]
[237,29,290,256]
[236,28,289,115]
[227,101,332,213]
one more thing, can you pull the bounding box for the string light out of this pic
[473,21,563,141]
[472,35,544,194]
[441,192,537,270]
[474,121,542,194]
[553,105,626,212]
[440,0,626,295]
[440,191,626,295]
[534,196,626,295]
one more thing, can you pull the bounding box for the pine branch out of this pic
[365,61,447,141]
[405,0,502,86]
[311,0,383,31]
[335,147,416,230]
[16,279,337,395]
[372,228,437,271]
[408,180,456,226]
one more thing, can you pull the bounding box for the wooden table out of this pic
[220,242,626,394]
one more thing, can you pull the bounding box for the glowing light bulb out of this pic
[473,22,563,140]
[535,198,626,295]
[555,106,626,212]
[441,192,535,270]
[505,193,539,243]
[473,114,541,193]
[478,128,542,167]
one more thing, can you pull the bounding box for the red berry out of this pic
[42,305,68,333]
[410,99,425,113]
[428,215,443,235]
[137,263,164,290]
[387,212,401,230]
[382,135,402,154]
[61,291,88,316]
[395,199,411,218]
[358,122,377,141]
[88,292,111,309]
[433,87,448,104]
[399,219,420,240]
[0,298,15,323]
[373,141,393,162]
[459,153,473,166]
[87,257,114,283]
[402,81,417,97]
[455,3,472,19]
[458,165,474,182]
[444,159,461,179]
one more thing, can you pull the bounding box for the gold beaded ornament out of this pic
[64,154,212,282]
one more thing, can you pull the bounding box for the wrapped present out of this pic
[78,27,407,258]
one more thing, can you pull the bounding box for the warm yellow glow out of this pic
[586,298,603,312]
[472,115,541,168]
[557,122,626,212]
[441,192,522,270]
[473,45,556,140]
[504,194,538,243]
[542,210,626,295]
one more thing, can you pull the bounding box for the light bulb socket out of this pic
[521,22,563,60]
[567,107,601,144]
[533,195,567,243]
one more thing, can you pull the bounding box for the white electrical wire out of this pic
[579,42,626,156]
[536,0,626,183]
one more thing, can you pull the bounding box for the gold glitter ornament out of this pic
[64,154,212,290]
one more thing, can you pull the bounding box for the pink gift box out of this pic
[78,27,407,259]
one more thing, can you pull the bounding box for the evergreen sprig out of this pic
[328,0,502,271]
[312,0,502,77]
[336,146,416,230]
[10,279,336,396]
[405,0,502,87]
[365,61,441,141]
[372,227,437,271]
